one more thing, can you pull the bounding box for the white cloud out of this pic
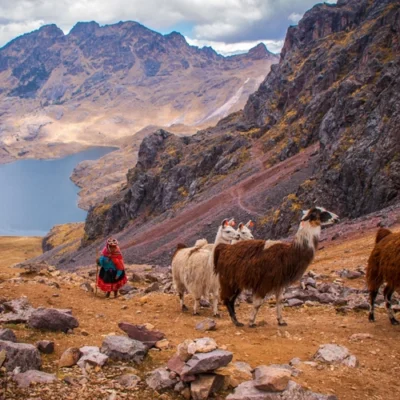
[288,13,303,24]
[186,37,284,56]
[0,0,338,49]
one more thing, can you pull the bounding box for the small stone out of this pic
[118,322,165,347]
[80,282,93,292]
[177,339,195,361]
[145,282,160,293]
[196,319,217,332]
[101,335,147,364]
[121,305,128,310]
[36,340,55,354]
[188,337,218,354]
[117,374,141,388]
[119,284,135,295]
[167,354,186,375]
[155,339,170,350]
[349,333,373,341]
[181,350,233,377]
[215,361,252,389]
[253,366,291,392]
[13,370,57,388]
[59,348,81,368]
[289,358,301,366]
[27,308,79,332]
[286,298,303,307]
[77,346,108,368]
[191,374,224,400]
[146,367,178,392]
[0,328,17,342]
[81,330,89,336]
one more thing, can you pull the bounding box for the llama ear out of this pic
[222,219,229,227]
[302,209,309,216]
[238,223,244,230]
[228,218,236,227]
[246,220,254,228]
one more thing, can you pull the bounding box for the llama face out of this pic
[302,207,339,226]
[238,222,254,240]
[221,219,240,242]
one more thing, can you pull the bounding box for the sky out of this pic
[0,0,337,55]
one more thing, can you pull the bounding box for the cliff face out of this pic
[0,21,277,162]
[50,0,399,267]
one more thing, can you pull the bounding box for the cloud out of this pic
[0,0,338,50]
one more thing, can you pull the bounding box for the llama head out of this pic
[237,221,254,240]
[218,218,240,243]
[301,207,339,227]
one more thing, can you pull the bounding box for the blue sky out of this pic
[0,0,337,55]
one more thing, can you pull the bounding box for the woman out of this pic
[97,238,127,298]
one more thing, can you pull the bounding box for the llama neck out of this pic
[294,221,321,253]
[209,227,231,267]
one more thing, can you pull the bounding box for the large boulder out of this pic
[13,370,57,388]
[0,340,41,372]
[101,335,147,363]
[118,322,165,347]
[181,350,233,377]
[0,328,17,342]
[59,347,81,368]
[27,308,79,332]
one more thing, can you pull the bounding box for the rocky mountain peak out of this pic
[246,43,274,60]
[69,21,101,37]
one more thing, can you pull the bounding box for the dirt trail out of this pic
[1,229,400,400]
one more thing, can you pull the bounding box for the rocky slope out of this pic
[31,0,400,267]
[0,22,277,163]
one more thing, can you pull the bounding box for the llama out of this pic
[172,218,240,316]
[367,227,400,325]
[232,221,255,244]
[213,207,339,327]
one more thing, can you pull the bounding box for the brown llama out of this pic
[213,207,339,327]
[367,227,400,325]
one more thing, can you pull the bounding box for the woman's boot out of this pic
[106,292,110,298]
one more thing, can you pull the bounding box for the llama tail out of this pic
[188,239,208,255]
[172,243,187,260]
[375,228,392,244]
[213,243,229,275]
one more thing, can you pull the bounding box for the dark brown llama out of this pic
[214,207,339,327]
[367,227,400,325]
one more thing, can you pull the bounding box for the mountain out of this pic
[32,0,399,268]
[0,22,278,163]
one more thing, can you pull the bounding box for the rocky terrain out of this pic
[1,225,400,399]
[29,0,399,268]
[0,22,277,164]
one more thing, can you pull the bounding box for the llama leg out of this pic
[179,292,188,312]
[276,289,287,326]
[193,298,201,315]
[368,289,378,322]
[249,295,264,328]
[212,294,220,318]
[384,285,399,325]
[226,290,243,327]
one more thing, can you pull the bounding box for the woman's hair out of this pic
[107,238,119,247]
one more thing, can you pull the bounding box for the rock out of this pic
[215,361,253,388]
[316,293,336,304]
[349,333,373,341]
[77,346,108,368]
[80,282,93,292]
[101,335,147,363]
[188,337,218,354]
[181,350,233,377]
[119,284,135,295]
[167,354,186,375]
[314,344,357,367]
[146,367,178,392]
[191,374,224,400]
[177,339,195,361]
[36,340,54,354]
[145,273,159,283]
[59,347,81,368]
[227,380,337,400]
[27,308,79,332]
[117,374,141,388]
[145,282,160,293]
[286,299,303,307]
[130,272,143,282]
[267,364,301,378]
[342,355,358,368]
[118,322,165,347]
[13,370,57,388]
[0,340,41,372]
[195,319,217,332]
[0,297,35,323]
[199,299,211,308]
[0,328,17,342]
[289,358,301,367]
[254,366,291,392]
[155,339,170,350]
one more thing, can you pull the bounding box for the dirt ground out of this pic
[1,229,400,400]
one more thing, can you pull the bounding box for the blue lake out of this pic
[0,147,116,236]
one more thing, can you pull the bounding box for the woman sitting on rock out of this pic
[97,238,127,298]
